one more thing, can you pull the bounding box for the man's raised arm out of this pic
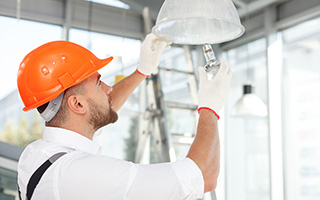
[112,33,170,111]
[187,59,232,192]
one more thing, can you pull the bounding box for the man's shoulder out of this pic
[18,139,69,166]
[20,139,44,158]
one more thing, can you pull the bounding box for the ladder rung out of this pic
[171,133,195,138]
[173,141,193,145]
[172,133,195,145]
[166,101,198,110]
[172,137,194,145]
[159,67,194,75]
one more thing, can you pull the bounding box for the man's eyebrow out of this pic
[96,74,101,85]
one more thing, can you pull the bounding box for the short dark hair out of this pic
[37,81,86,127]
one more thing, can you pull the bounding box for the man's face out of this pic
[85,72,118,130]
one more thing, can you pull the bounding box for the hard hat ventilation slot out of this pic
[41,66,50,76]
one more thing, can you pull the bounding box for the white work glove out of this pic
[137,33,170,77]
[197,58,232,119]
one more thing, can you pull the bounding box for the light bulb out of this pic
[203,44,220,79]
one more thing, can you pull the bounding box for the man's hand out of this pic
[137,33,170,77]
[197,58,232,119]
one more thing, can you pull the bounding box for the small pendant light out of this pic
[231,84,268,117]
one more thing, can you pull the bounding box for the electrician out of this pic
[17,33,232,200]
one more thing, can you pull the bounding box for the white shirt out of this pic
[17,127,204,200]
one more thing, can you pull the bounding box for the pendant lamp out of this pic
[152,0,245,45]
[231,84,268,117]
[152,0,244,78]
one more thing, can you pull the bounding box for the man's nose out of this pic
[102,82,113,95]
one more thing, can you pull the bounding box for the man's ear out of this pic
[67,95,86,114]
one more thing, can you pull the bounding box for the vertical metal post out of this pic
[265,6,284,200]
[142,7,152,34]
[16,0,21,19]
[62,0,72,41]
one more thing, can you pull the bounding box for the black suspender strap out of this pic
[21,152,67,200]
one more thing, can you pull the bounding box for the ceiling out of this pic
[118,0,290,20]
[0,0,319,46]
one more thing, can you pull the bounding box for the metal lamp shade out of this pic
[152,0,245,45]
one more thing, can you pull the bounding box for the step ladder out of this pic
[134,45,199,164]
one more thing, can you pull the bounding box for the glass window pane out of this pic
[0,167,18,200]
[159,46,199,160]
[282,17,320,200]
[69,28,141,160]
[224,38,270,200]
[0,16,62,147]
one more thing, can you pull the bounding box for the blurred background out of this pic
[0,0,320,199]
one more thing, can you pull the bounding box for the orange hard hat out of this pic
[17,41,113,111]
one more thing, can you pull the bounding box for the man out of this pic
[17,33,232,200]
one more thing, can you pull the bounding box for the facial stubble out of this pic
[87,97,118,131]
